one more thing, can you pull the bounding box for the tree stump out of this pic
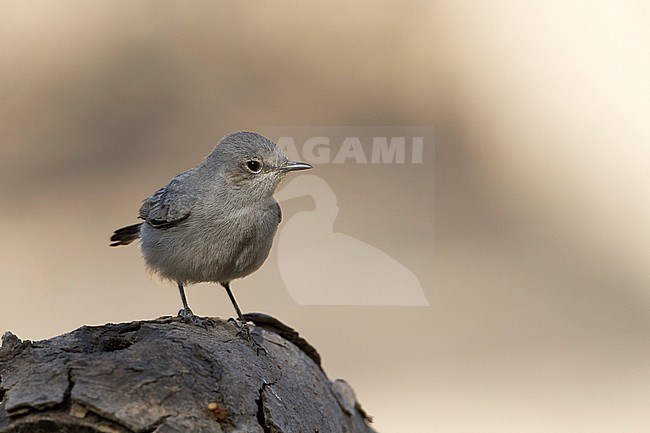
[0,315,375,433]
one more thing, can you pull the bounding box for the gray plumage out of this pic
[110,131,311,326]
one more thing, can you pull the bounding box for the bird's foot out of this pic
[178,308,209,329]
[178,306,195,320]
[230,319,267,356]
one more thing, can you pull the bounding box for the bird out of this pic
[110,131,312,336]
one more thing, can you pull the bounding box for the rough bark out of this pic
[0,315,375,433]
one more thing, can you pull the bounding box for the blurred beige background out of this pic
[2,2,650,432]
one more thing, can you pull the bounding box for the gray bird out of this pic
[110,131,312,333]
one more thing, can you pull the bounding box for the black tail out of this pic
[110,223,143,247]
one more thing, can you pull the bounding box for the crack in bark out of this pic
[64,368,74,401]
[255,382,271,433]
[64,367,142,432]
[255,378,282,433]
[0,375,5,404]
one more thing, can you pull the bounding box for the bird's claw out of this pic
[178,307,195,320]
[178,308,209,329]
[233,320,267,355]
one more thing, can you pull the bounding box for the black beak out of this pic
[280,160,313,172]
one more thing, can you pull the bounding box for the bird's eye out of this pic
[245,160,263,173]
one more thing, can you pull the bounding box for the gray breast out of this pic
[139,202,280,284]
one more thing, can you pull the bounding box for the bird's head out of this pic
[207,131,312,202]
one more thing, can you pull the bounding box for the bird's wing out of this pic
[139,174,195,228]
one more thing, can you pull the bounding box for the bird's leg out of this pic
[223,281,246,323]
[177,281,195,320]
[221,282,266,355]
[176,282,211,328]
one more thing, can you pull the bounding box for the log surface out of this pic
[0,316,375,433]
